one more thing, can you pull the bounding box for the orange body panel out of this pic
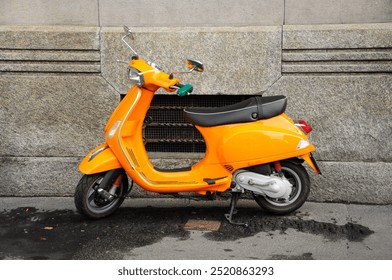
[79,58,318,194]
[79,144,122,174]
[197,114,315,170]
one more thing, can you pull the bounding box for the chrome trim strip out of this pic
[88,146,108,162]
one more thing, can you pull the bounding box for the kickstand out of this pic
[224,192,248,227]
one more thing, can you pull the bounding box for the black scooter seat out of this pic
[183,95,287,127]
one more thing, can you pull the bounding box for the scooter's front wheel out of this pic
[74,171,129,219]
[252,162,310,215]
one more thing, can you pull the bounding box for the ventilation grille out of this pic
[126,147,140,168]
[144,95,248,153]
[224,164,235,172]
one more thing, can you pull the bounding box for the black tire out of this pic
[74,171,129,219]
[252,162,310,215]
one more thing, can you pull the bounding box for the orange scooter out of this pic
[75,26,321,224]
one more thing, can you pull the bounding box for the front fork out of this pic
[95,169,125,202]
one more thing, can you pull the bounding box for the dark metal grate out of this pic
[144,95,249,153]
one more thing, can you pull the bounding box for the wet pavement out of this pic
[0,197,391,260]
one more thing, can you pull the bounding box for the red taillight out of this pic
[296,120,313,134]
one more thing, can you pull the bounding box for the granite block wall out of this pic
[0,1,391,203]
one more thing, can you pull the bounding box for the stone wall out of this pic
[1,0,391,26]
[0,1,391,203]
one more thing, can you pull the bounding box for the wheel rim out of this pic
[86,175,124,214]
[264,166,302,207]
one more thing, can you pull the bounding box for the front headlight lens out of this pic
[127,66,144,87]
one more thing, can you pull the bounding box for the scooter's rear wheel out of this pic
[74,171,129,219]
[252,162,310,215]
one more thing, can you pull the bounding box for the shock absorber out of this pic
[274,161,283,177]
[109,174,123,195]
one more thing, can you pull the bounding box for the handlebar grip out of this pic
[177,84,193,97]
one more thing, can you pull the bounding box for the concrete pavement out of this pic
[0,197,391,260]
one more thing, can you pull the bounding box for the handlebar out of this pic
[122,27,198,97]
[169,83,184,90]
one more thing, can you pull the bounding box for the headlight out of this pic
[127,66,144,87]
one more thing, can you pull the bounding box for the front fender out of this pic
[79,144,122,175]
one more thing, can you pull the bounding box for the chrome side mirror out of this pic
[186,59,204,72]
[170,59,204,77]
[122,25,137,56]
[123,25,134,39]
